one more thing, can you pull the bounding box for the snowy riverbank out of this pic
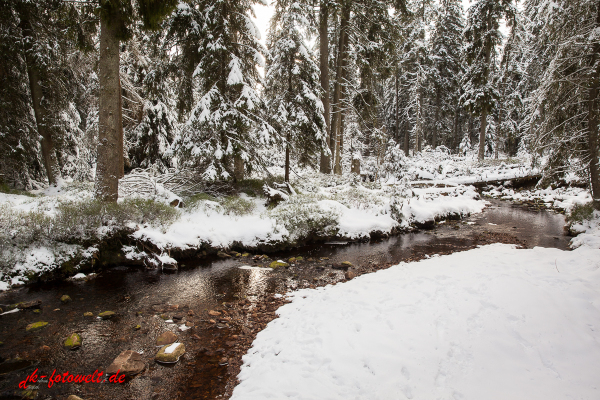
[231,243,600,400]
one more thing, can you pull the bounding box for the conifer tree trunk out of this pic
[319,2,331,173]
[479,108,487,161]
[234,155,244,181]
[587,0,600,205]
[20,15,61,185]
[433,88,440,148]
[331,0,350,175]
[478,35,492,161]
[403,119,410,156]
[395,73,400,144]
[285,132,291,182]
[95,14,122,202]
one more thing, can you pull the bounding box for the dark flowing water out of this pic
[0,200,570,400]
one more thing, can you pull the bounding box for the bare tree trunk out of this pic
[334,58,347,175]
[433,88,440,149]
[479,40,492,161]
[495,108,501,159]
[20,16,61,185]
[452,105,461,152]
[415,86,423,154]
[234,155,244,181]
[479,109,487,161]
[95,15,122,202]
[285,133,291,183]
[319,2,331,173]
[587,0,600,204]
[395,73,400,143]
[118,78,125,178]
[403,119,410,156]
[330,0,350,175]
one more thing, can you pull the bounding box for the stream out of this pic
[0,199,570,400]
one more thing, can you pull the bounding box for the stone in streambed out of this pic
[26,321,48,331]
[155,342,185,364]
[84,312,94,317]
[67,396,85,400]
[64,333,82,350]
[106,350,146,376]
[156,331,177,346]
[18,300,41,309]
[269,260,288,269]
[98,311,115,320]
[60,295,72,303]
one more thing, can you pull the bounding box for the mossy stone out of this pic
[269,260,288,269]
[98,311,115,320]
[134,325,141,330]
[342,261,353,267]
[26,321,48,331]
[84,312,93,317]
[241,253,250,257]
[64,333,82,349]
[155,343,185,363]
[60,295,72,303]
[296,256,304,261]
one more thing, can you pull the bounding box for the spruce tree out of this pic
[429,0,464,150]
[462,0,515,161]
[525,0,600,203]
[265,0,327,182]
[176,0,274,181]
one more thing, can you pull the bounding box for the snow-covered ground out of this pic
[231,244,600,400]
[1,153,597,291]
[483,185,592,212]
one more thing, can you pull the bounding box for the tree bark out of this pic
[479,108,487,161]
[319,2,331,173]
[403,118,410,156]
[395,73,400,143]
[587,0,600,204]
[478,31,492,161]
[20,15,61,185]
[285,133,290,183]
[234,155,244,181]
[330,0,350,175]
[433,88,440,149]
[95,15,122,202]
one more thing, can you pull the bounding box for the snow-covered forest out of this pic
[1,1,600,398]
[0,0,599,294]
[1,0,598,196]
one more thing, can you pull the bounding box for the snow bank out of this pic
[570,210,600,249]
[232,244,600,400]
[483,185,592,212]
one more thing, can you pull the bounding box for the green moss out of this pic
[64,333,82,349]
[269,261,288,269]
[98,311,115,320]
[60,295,72,303]
[26,321,48,331]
